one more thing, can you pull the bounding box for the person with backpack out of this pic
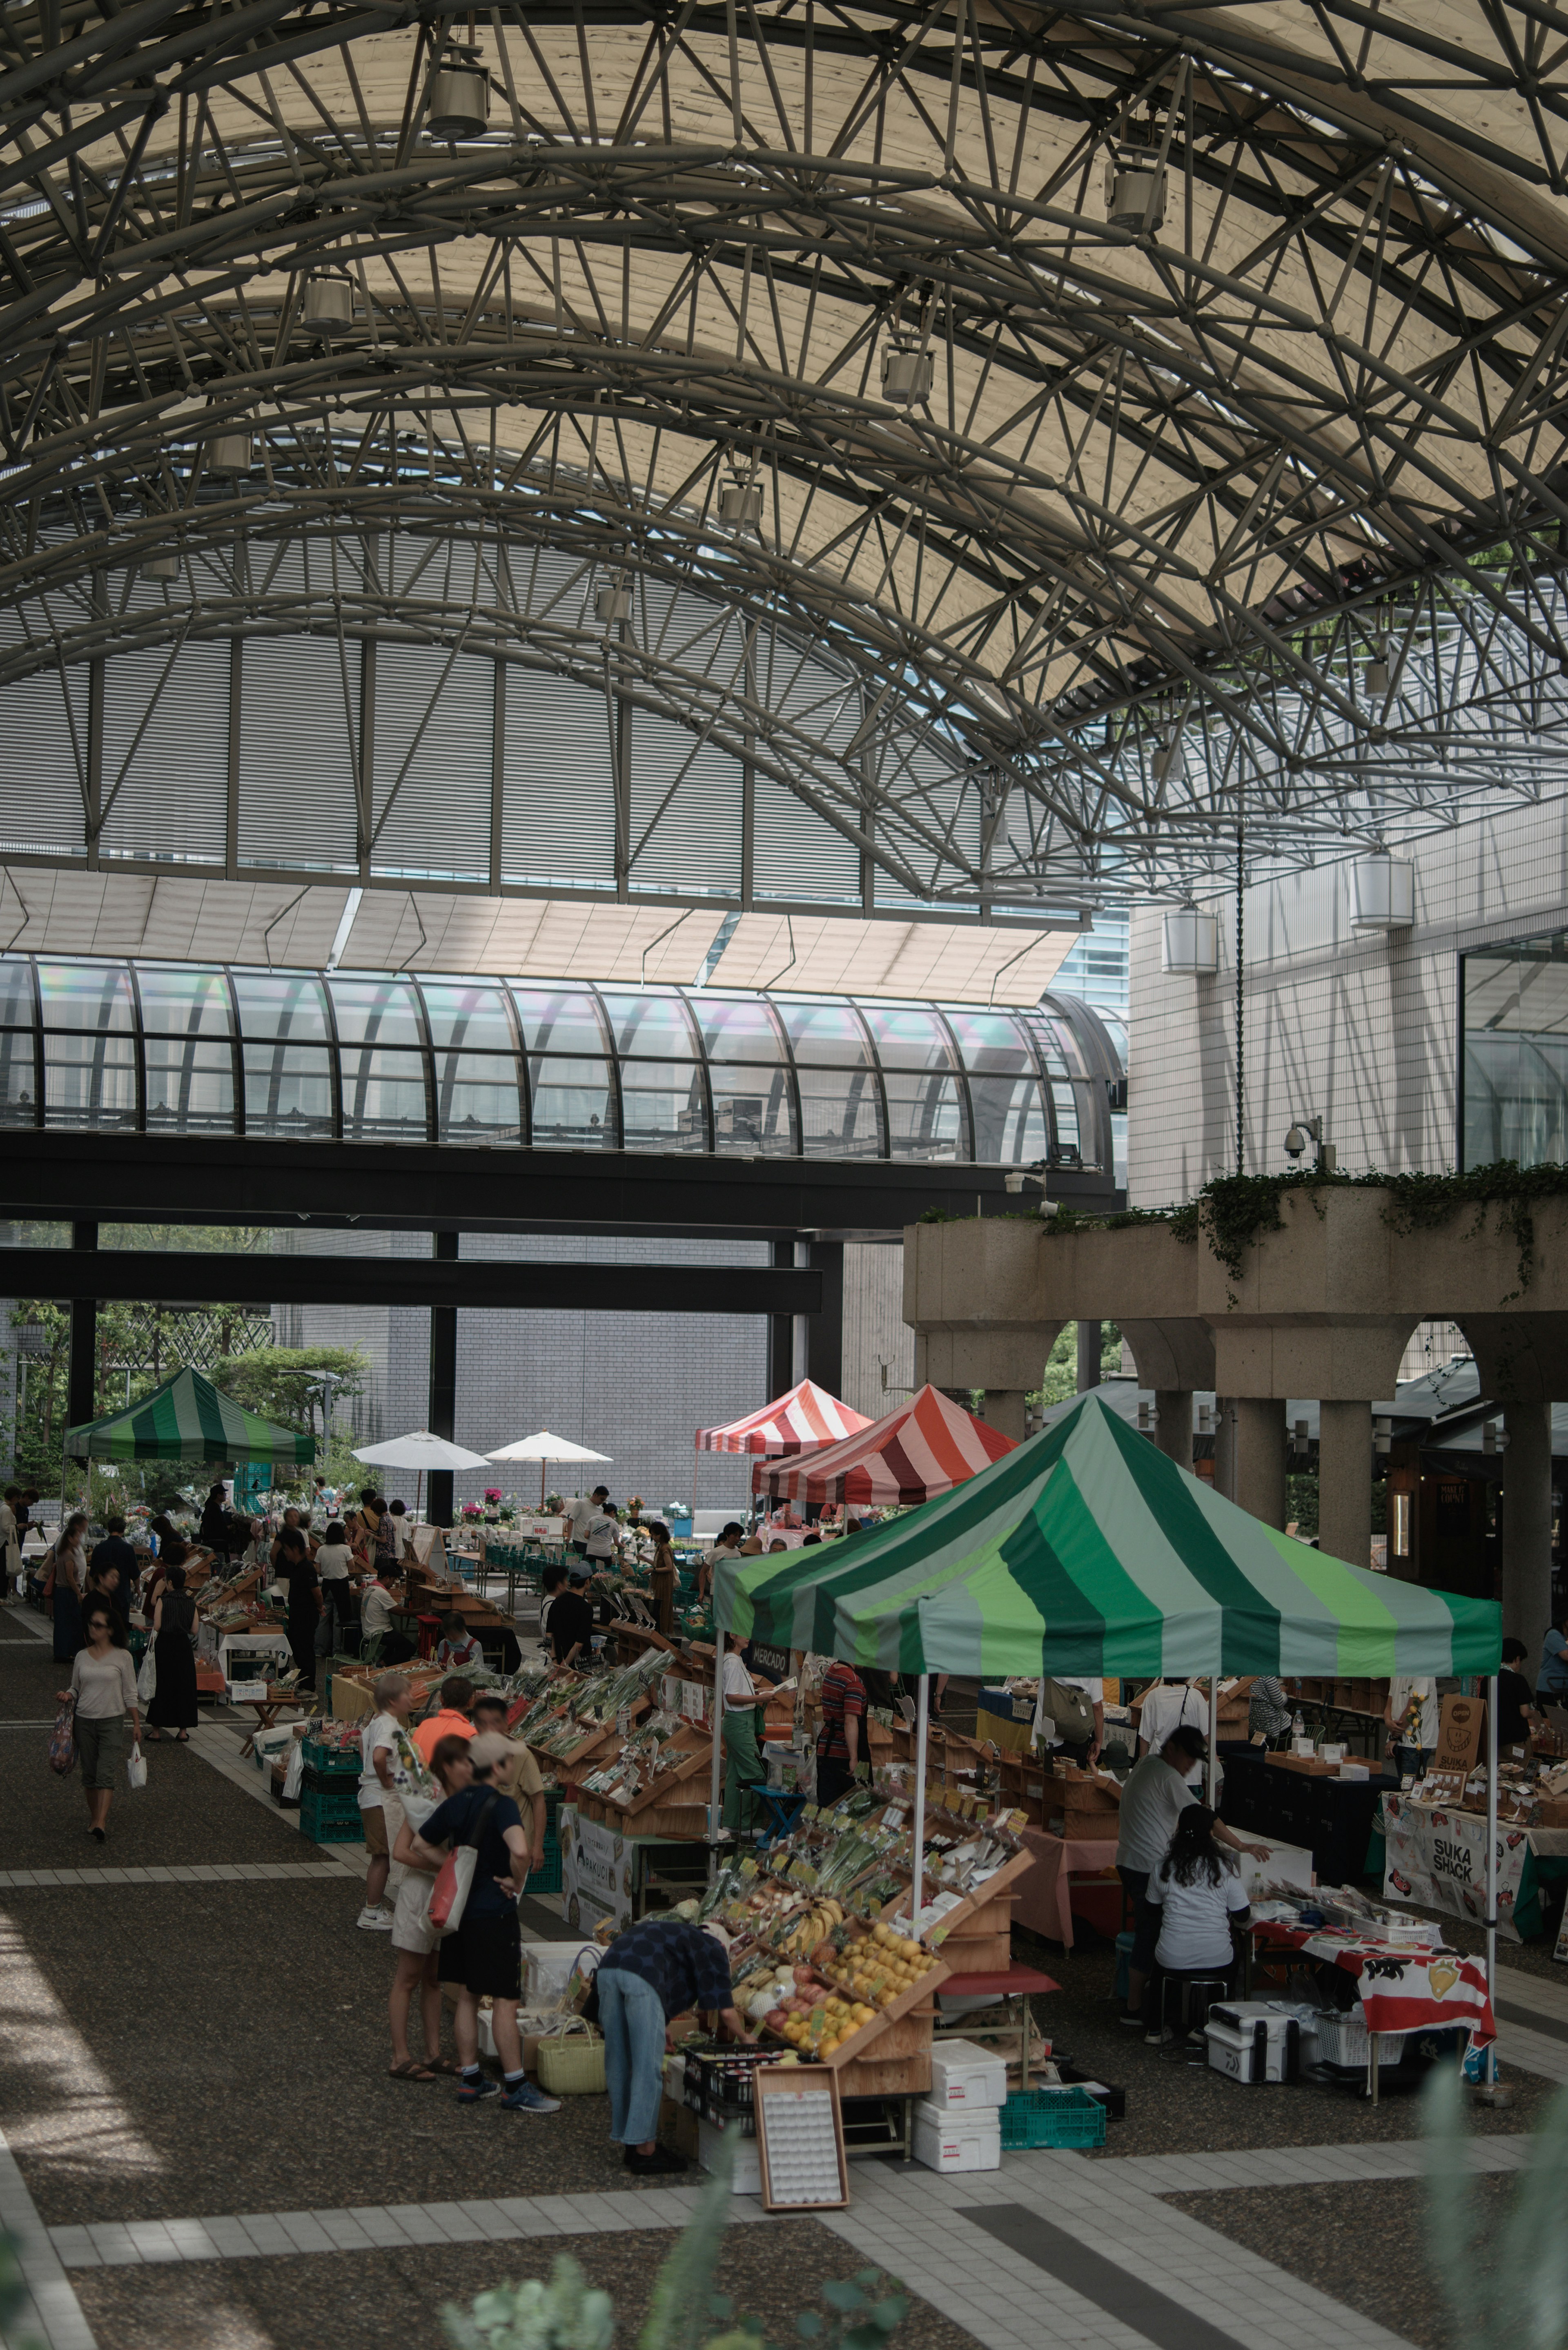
[1036,1674,1103,1767]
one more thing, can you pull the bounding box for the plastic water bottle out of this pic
[1292,1710,1305,1742]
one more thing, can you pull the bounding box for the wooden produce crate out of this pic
[816,1946,950,2099]
[921,1845,1034,1975]
[579,1792,709,1840]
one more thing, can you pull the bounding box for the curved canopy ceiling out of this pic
[2,0,1568,900]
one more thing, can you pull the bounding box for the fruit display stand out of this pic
[574,1723,715,1841]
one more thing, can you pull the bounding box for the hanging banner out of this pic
[1382,1793,1528,1942]
[558,1803,637,1936]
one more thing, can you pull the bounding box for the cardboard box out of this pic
[1265,1752,1339,1775]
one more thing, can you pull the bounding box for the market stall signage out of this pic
[1382,1794,1527,1942]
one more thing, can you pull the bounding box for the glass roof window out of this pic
[135,967,234,1036]
[695,996,786,1062]
[420,983,516,1053]
[0,958,1121,1174]
[862,1005,958,1068]
[600,992,699,1057]
[773,998,873,1066]
[0,962,34,1028]
[511,988,608,1056]
[945,1009,1036,1073]
[39,963,135,1033]
[327,977,426,1047]
[232,972,332,1042]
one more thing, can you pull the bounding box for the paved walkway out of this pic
[2,1599,1564,2350]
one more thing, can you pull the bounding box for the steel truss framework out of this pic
[2,2,1568,901]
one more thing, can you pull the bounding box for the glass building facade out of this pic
[0,960,1124,1172]
[1461,931,1568,1170]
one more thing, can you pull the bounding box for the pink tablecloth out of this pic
[1013,1828,1120,1950]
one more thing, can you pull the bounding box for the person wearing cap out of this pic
[595,1918,753,2174]
[1115,1723,1270,2032]
[469,1695,547,1886]
[407,1734,561,2116]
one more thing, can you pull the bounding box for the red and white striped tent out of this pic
[696,1378,871,1456]
[753,1384,1016,1507]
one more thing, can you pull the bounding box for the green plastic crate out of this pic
[299,1790,367,1844]
[301,1769,363,1815]
[998,2087,1106,2152]
[303,1737,360,1776]
[527,1831,563,1895]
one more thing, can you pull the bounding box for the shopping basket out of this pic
[535,2014,607,2095]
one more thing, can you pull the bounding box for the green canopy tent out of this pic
[65,1367,316,1468]
[713,1393,1505,2039]
[715,1390,1500,1682]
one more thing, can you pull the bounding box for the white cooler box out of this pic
[927,2038,1007,2110]
[1203,2001,1306,2085]
[912,2098,1001,2174]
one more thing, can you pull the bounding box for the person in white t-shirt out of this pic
[565,1488,610,1563]
[699,1522,745,1602]
[387,1500,410,1562]
[1116,1725,1269,2031]
[1136,1678,1209,1763]
[356,1672,423,1932]
[1040,1675,1104,1766]
[1143,1804,1252,2044]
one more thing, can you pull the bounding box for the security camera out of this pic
[1283,1123,1307,1161]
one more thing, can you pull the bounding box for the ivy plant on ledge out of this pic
[1041,1160,1568,1306]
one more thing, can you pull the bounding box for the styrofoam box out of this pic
[912,2099,1001,2174]
[928,2038,1007,2108]
[699,2116,762,2194]
[524,1940,588,2008]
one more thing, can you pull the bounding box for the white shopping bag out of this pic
[126,1742,147,1791]
[136,1646,157,1703]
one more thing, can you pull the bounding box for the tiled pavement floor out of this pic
[2,1600,1563,2350]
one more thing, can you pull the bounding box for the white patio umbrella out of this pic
[485,1429,612,1507]
[354,1429,492,1520]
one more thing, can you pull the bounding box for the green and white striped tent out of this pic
[715,1390,1500,1679]
[64,1367,316,1467]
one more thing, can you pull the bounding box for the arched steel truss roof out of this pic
[3,2,1568,899]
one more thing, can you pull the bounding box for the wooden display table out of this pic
[1012,1828,1120,1950]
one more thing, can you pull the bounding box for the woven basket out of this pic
[536,2016,607,2095]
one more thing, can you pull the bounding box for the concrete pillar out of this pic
[1233,1397,1287,1529]
[1076,1320,1101,1392]
[1213,1398,1236,1502]
[1318,1400,1372,1569]
[67,1220,99,1435]
[427,1231,458,1528]
[770,1239,795,1397]
[1502,1400,1553,1647]
[1154,1390,1192,1469]
[982,1389,1029,1443]
[807,1240,844,1397]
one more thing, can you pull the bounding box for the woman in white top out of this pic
[59,1598,141,1842]
[315,1520,359,1651]
[1143,1804,1251,2044]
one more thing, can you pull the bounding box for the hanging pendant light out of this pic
[426,53,490,140]
[1106,162,1166,232]
[1350,849,1414,930]
[1161,904,1219,973]
[205,432,252,476]
[141,548,180,579]
[595,579,631,624]
[302,274,356,339]
[1151,733,1185,783]
[881,342,934,405]
[718,477,764,527]
[1365,637,1391,696]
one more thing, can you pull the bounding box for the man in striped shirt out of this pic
[814,1659,867,1807]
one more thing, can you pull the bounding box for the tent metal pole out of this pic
[909,1674,929,1930]
[708,1623,725,1882]
[1206,1676,1218,1807]
[1486,1673,1499,2089]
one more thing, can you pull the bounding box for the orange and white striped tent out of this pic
[752,1384,1016,1507]
[696,1378,871,1456]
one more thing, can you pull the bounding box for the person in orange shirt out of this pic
[411,1676,477,1766]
